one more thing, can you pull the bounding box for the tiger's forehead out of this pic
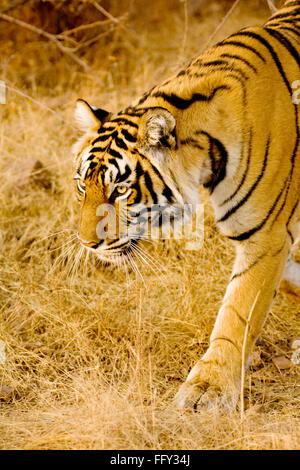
[77,114,140,185]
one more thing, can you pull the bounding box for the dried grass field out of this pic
[0,0,299,450]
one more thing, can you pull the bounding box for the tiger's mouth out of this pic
[93,238,139,265]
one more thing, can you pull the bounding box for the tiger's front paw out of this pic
[174,379,238,411]
[174,359,240,411]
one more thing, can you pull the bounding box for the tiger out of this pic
[72,0,300,410]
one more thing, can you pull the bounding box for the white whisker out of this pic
[131,243,170,292]
[128,251,147,288]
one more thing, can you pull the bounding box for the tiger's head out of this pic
[72,99,204,263]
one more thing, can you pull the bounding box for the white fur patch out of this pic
[74,100,99,133]
[283,255,300,287]
[147,115,169,146]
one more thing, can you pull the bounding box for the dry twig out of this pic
[200,0,242,54]
[58,19,114,37]
[0,12,104,86]
[89,0,138,42]
[267,0,278,13]
[4,83,76,130]
[240,289,262,421]
[73,29,114,53]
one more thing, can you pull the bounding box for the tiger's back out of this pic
[136,3,300,243]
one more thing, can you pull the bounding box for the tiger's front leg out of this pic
[174,233,291,410]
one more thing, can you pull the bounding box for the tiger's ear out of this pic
[138,108,176,155]
[74,99,111,132]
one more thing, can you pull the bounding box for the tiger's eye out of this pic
[117,185,128,194]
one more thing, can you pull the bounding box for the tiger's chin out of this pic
[96,252,129,265]
[94,239,138,265]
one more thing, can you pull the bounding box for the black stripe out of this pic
[191,69,247,85]
[139,92,171,106]
[222,128,252,205]
[129,206,151,219]
[218,137,270,223]
[229,178,289,241]
[86,160,99,180]
[196,54,251,81]
[201,64,249,82]
[131,164,142,203]
[157,212,163,228]
[108,158,119,170]
[171,126,178,150]
[218,39,266,63]
[88,161,98,170]
[270,175,291,228]
[97,164,108,186]
[287,229,294,244]
[106,240,131,250]
[268,18,300,29]
[91,147,106,153]
[220,53,258,73]
[230,252,267,281]
[135,160,144,179]
[92,132,117,144]
[134,148,176,194]
[200,131,228,194]
[132,148,147,161]
[115,137,128,151]
[231,30,292,92]
[180,138,204,150]
[222,73,247,106]
[273,25,300,38]
[108,148,123,159]
[201,59,229,67]
[144,171,158,204]
[110,117,138,128]
[137,89,154,106]
[286,197,300,233]
[150,86,230,110]
[116,164,131,183]
[265,27,300,66]
[121,128,137,142]
[190,71,247,106]
[97,126,115,134]
[267,9,300,22]
[162,185,174,203]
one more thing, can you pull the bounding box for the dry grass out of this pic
[0,0,299,450]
